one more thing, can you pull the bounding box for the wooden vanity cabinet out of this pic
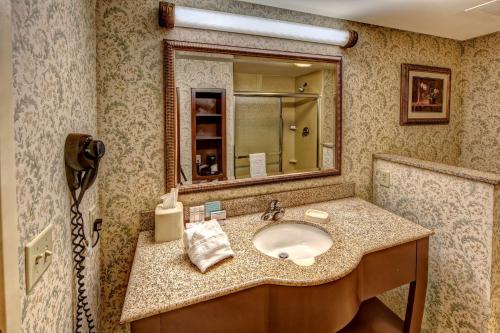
[130,237,428,333]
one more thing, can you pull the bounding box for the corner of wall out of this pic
[490,185,500,332]
[11,0,100,331]
[457,32,500,173]
[0,0,22,331]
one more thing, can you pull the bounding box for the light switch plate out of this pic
[379,170,391,188]
[25,223,53,292]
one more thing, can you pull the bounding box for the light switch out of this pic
[25,223,53,292]
[379,170,391,188]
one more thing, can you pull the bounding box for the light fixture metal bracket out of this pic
[159,2,175,28]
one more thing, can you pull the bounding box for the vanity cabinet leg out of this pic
[403,237,429,333]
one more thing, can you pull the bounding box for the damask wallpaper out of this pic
[321,68,335,145]
[459,32,500,174]
[374,158,498,333]
[492,187,500,331]
[12,0,100,332]
[96,1,464,331]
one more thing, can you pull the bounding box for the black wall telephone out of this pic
[65,134,105,333]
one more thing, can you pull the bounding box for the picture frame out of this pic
[400,63,451,125]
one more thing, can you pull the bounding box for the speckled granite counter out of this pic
[120,197,432,324]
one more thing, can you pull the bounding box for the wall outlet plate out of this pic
[25,223,53,292]
[379,170,391,188]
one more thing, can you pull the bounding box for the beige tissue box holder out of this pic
[155,202,184,243]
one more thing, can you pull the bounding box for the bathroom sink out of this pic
[252,221,333,263]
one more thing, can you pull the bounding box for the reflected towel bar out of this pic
[234,92,321,98]
[236,152,281,159]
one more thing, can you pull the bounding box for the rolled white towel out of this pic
[183,220,234,273]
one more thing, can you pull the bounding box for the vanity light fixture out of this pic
[159,2,358,48]
[464,0,498,11]
[294,63,312,68]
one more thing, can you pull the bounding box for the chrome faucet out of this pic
[261,200,285,221]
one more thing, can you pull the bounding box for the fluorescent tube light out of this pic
[464,0,498,11]
[159,2,358,48]
[294,63,312,67]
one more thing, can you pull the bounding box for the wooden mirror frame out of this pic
[164,40,342,194]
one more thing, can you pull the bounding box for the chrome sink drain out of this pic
[278,252,289,259]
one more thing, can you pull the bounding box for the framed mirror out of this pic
[164,41,342,193]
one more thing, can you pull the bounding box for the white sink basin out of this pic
[252,222,333,264]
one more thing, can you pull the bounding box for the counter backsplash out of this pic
[139,182,355,231]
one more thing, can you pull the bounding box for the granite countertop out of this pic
[120,197,432,324]
[374,153,500,185]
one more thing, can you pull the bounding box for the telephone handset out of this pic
[65,134,105,333]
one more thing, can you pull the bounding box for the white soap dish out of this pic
[304,209,330,224]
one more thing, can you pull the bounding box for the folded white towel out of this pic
[249,153,267,178]
[183,220,234,273]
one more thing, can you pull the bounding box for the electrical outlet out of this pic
[379,170,391,188]
[25,224,53,292]
[88,206,97,248]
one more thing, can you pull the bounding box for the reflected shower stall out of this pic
[234,92,320,179]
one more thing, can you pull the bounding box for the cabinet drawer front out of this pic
[361,241,417,300]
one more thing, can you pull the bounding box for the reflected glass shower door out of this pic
[234,96,282,179]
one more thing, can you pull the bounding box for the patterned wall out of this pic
[459,32,500,174]
[492,187,500,331]
[321,68,336,145]
[96,1,463,331]
[12,0,100,332]
[374,159,497,333]
[459,35,500,331]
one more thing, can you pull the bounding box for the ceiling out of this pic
[239,0,500,40]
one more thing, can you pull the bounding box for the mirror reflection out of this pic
[175,51,338,186]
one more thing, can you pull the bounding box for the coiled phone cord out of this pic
[71,190,96,333]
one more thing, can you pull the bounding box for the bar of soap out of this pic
[304,209,330,224]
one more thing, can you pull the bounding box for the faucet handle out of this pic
[273,208,285,221]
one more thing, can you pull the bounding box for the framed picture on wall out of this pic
[400,63,451,125]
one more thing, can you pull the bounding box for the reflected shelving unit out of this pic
[191,88,226,182]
